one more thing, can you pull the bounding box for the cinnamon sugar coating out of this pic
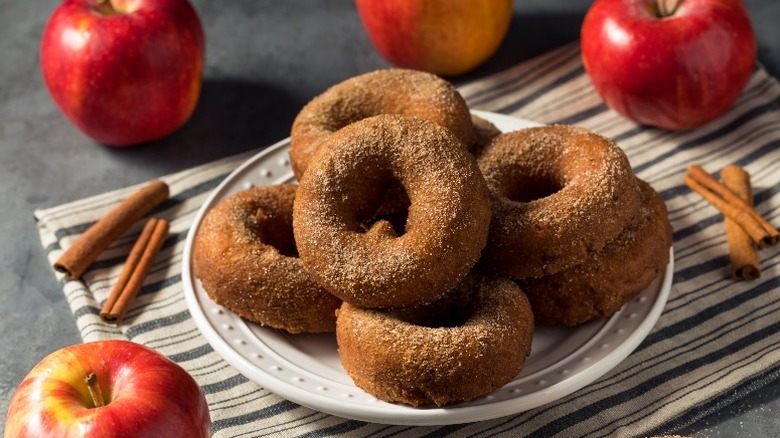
[289,68,475,179]
[477,125,641,278]
[293,115,491,309]
[521,179,672,326]
[193,184,341,333]
[470,113,502,156]
[336,273,534,407]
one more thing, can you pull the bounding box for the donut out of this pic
[290,68,475,179]
[477,125,641,278]
[293,114,492,309]
[364,114,500,221]
[470,113,502,156]
[193,184,341,333]
[336,273,534,407]
[520,179,672,326]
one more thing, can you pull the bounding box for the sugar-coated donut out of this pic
[470,113,502,156]
[193,184,341,333]
[369,114,501,219]
[336,273,534,407]
[521,179,672,326]
[477,125,641,278]
[293,114,491,309]
[289,68,475,179]
[360,112,501,221]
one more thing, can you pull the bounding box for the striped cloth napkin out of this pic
[35,43,780,437]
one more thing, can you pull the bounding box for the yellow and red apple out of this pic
[356,0,514,76]
[581,0,756,130]
[40,0,205,146]
[4,340,210,437]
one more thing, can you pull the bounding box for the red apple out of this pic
[581,0,756,130]
[4,340,210,437]
[40,0,205,146]
[356,0,513,76]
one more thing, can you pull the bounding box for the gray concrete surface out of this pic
[1,0,778,435]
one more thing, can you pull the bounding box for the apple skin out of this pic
[4,340,210,438]
[355,0,513,76]
[40,0,205,146]
[581,0,756,130]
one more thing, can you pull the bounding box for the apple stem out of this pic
[85,373,106,408]
[94,0,118,16]
[657,0,682,17]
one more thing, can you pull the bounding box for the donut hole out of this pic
[409,309,471,328]
[391,294,476,328]
[366,210,409,237]
[503,172,564,203]
[255,209,298,258]
[359,177,411,237]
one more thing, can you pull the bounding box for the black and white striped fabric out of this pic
[35,43,780,437]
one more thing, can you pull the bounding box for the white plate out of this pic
[181,111,674,426]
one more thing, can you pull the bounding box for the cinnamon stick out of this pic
[722,166,760,280]
[684,165,779,247]
[100,218,169,323]
[54,180,169,279]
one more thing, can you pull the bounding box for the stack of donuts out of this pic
[477,126,673,326]
[192,68,672,407]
